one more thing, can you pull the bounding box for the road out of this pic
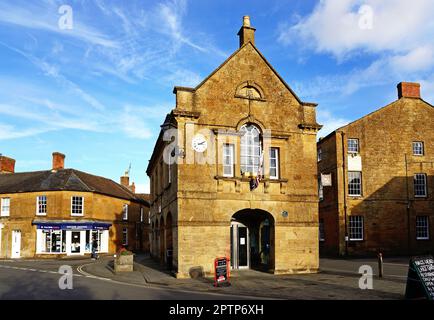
[320,257,410,281]
[0,259,257,300]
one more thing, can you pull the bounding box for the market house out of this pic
[0,152,149,258]
[147,16,322,278]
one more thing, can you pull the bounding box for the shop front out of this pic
[33,221,111,256]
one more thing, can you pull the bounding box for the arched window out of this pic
[240,124,262,174]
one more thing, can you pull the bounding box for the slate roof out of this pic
[0,168,142,202]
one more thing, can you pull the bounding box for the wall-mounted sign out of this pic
[405,255,434,300]
[321,173,332,186]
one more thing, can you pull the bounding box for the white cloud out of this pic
[280,0,434,98]
[0,2,119,48]
[317,110,350,138]
[0,123,55,140]
[134,182,150,194]
[280,0,434,62]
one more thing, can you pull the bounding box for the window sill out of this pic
[349,239,364,242]
[71,214,84,217]
[416,238,430,241]
[214,175,288,183]
[36,213,47,216]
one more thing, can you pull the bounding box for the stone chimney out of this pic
[0,155,15,174]
[237,16,256,47]
[397,82,421,99]
[52,152,65,171]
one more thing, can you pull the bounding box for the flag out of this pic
[250,150,264,191]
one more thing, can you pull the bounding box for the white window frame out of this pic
[412,141,424,156]
[140,207,144,222]
[71,196,84,216]
[349,216,364,241]
[318,177,324,201]
[414,173,427,198]
[123,204,129,221]
[36,195,47,216]
[1,198,10,217]
[416,216,429,240]
[347,138,359,154]
[317,148,322,162]
[223,144,235,177]
[122,228,128,246]
[240,125,262,174]
[348,171,362,196]
[269,147,279,180]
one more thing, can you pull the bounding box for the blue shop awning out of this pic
[33,220,112,230]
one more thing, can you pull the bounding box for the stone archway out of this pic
[231,209,275,272]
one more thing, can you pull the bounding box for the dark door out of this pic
[238,226,248,267]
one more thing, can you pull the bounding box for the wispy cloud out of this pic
[0,2,120,48]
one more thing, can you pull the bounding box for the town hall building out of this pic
[146,16,322,278]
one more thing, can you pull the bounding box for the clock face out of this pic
[192,134,207,152]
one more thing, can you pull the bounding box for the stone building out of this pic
[146,16,322,278]
[0,152,150,258]
[318,82,434,256]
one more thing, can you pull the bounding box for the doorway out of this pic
[230,209,275,271]
[231,222,250,269]
[11,230,21,258]
[71,231,81,254]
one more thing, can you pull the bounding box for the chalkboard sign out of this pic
[405,255,434,300]
[214,257,230,287]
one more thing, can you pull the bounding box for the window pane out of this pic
[348,139,359,153]
[414,174,427,197]
[349,216,364,240]
[348,172,362,196]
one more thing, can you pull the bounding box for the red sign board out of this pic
[214,257,230,287]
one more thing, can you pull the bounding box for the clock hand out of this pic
[197,141,205,145]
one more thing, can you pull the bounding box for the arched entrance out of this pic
[230,209,274,272]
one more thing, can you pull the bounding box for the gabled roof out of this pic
[0,168,141,202]
[319,97,434,143]
[174,42,317,107]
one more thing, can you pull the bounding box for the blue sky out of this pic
[0,0,433,193]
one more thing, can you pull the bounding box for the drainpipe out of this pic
[404,154,411,255]
[340,131,349,257]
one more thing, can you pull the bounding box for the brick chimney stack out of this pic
[397,82,421,99]
[237,16,256,47]
[0,155,16,174]
[120,175,130,188]
[52,152,65,171]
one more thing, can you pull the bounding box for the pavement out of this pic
[0,254,411,300]
[77,254,409,300]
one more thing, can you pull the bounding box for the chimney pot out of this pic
[243,16,251,27]
[397,82,421,99]
[0,155,16,174]
[237,15,256,47]
[52,152,65,171]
